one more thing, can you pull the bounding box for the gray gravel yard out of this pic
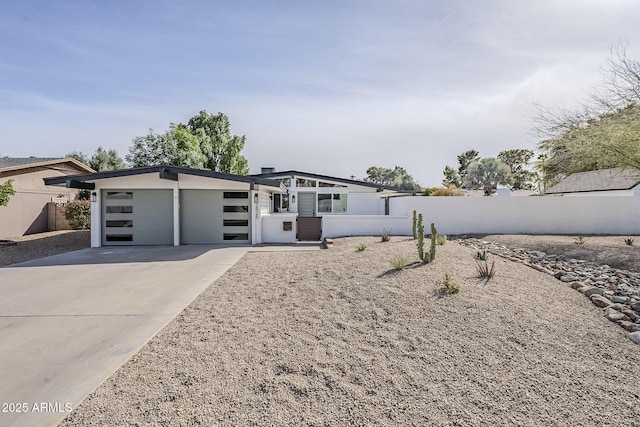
[58,236,640,426]
[0,230,90,267]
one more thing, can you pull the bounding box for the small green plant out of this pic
[436,234,447,245]
[65,200,91,230]
[381,228,391,242]
[0,179,15,206]
[574,236,585,245]
[624,237,635,246]
[356,243,367,252]
[412,210,418,239]
[390,255,409,270]
[441,272,459,294]
[476,260,496,279]
[475,250,488,261]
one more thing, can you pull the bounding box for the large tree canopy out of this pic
[127,111,249,174]
[464,158,511,196]
[364,166,421,191]
[496,149,536,190]
[66,147,124,172]
[534,43,640,183]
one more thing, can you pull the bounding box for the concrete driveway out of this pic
[0,245,249,427]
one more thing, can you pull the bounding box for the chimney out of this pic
[261,167,276,174]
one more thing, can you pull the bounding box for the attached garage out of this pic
[102,189,173,245]
[180,190,251,244]
[43,166,282,247]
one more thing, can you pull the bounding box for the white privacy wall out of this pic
[322,215,411,238]
[389,196,640,235]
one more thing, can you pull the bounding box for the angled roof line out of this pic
[546,167,640,194]
[0,157,94,174]
[252,170,410,192]
[44,165,282,189]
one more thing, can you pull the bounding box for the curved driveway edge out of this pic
[0,245,249,427]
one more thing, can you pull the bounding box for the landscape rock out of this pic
[629,332,640,345]
[459,237,640,344]
[590,295,611,308]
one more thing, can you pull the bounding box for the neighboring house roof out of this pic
[546,167,640,194]
[44,165,282,190]
[0,157,94,174]
[253,170,410,192]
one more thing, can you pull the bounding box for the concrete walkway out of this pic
[0,244,316,427]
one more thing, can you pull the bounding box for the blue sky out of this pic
[2,0,640,186]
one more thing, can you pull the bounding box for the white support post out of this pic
[173,184,180,246]
[90,189,101,247]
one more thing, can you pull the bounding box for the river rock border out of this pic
[458,238,640,345]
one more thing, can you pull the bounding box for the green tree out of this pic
[364,166,421,190]
[186,111,249,174]
[464,158,511,196]
[66,151,90,166]
[0,179,15,206]
[442,165,462,187]
[534,43,640,180]
[497,149,536,190]
[90,147,125,171]
[457,149,480,185]
[127,111,249,174]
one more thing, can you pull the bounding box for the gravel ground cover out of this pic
[0,230,90,267]
[59,236,640,426]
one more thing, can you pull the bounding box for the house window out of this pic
[106,220,133,228]
[318,194,332,213]
[280,178,291,187]
[319,181,347,188]
[106,234,133,242]
[223,205,249,213]
[223,219,249,227]
[106,206,133,214]
[224,233,249,240]
[223,192,249,199]
[333,193,347,213]
[296,178,316,187]
[317,193,347,213]
[106,192,133,199]
[273,194,289,212]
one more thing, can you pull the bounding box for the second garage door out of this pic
[180,190,251,244]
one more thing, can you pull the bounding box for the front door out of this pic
[298,192,316,217]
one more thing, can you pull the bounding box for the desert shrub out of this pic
[65,200,91,230]
[356,243,367,252]
[476,260,496,279]
[390,255,409,270]
[429,185,464,196]
[381,229,391,242]
[0,179,15,206]
[574,236,585,245]
[475,250,488,261]
[441,272,459,294]
[436,234,447,245]
[624,237,635,246]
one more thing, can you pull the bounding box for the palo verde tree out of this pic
[464,157,511,196]
[534,42,640,182]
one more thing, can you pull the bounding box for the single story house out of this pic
[546,167,640,196]
[0,157,94,237]
[43,166,405,247]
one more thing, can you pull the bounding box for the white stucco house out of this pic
[546,167,640,197]
[44,166,406,247]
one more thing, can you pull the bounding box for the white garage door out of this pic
[180,190,251,244]
[102,190,174,245]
